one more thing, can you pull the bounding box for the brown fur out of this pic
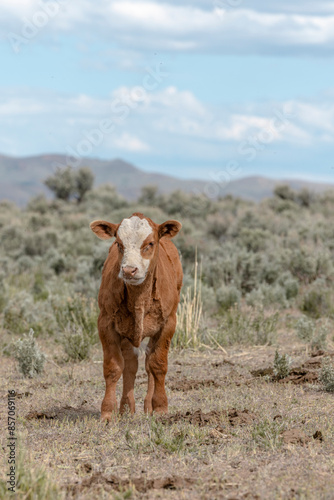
[91,213,183,421]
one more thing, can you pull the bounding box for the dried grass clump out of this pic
[173,256,202,349]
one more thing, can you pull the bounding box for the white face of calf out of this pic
[117,216,152,285]
[90,213,182,286]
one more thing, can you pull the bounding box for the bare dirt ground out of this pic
[1,341,334,499]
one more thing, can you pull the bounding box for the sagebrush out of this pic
[13,329,46,378]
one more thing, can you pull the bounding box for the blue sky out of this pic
[0,0,334,183]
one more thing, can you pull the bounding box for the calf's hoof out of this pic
[144,400,153,415]
[100,412,111,423]
[152,405,168,415]
[100,411,117,423]
[152,395,168,414]
[120,398,135,415]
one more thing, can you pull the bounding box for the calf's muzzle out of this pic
[122,266,138,279]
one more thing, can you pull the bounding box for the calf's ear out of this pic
[158,220,182,239]
[90,220,118,240]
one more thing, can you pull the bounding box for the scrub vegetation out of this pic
[0,167,334,499]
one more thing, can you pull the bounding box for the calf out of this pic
[90,212,183,421]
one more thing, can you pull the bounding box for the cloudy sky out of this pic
[1,0,334,182]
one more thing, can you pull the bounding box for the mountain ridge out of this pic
[0,153,333,206]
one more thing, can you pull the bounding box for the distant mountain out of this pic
[0,153,333,206]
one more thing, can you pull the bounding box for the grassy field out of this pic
[1,330,334,499]
[1,178,334,498]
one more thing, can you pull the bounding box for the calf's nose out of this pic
[122,266,138,278]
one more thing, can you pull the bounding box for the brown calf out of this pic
[90,212,183,421]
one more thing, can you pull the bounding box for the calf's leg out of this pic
[144,338,154,414]
[99,321,124,422]
[120,338,139,414]
[146,314,176,414]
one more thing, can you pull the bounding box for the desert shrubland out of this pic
[0,180,334,361]
[1,180,334,499]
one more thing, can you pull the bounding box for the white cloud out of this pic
[2,1,334,56]
[104,4,334,55]
[162,0,334,16]
[111,133,150,152]
[0,86,333,160]
[234,1,334,15]
[288,101,334,137]
[148,86,209,116]
[0,97,45,115]
[0,0,37,14]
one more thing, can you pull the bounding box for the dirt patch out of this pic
[234,377,256,387]
[303,351,334,367]
[13,391,33,399]
[160,408,255,429]
[278,368,318,385]
[25,405,100,422]
[211,359,235,367]
[281,428,324,446]
[282,429,311,446]
[313,430,323,442]
[67,472,195,496]
[160,409,224,427]
[227,408,255,426]
[80,462,93,474]
[303,357,323,369]
[167,377,221,391]
[32,382,52,389]
[251,367,274,377]
[252,351,334,386]
[169,374,254,390]
[251,363,319,385]
[310,349,334,358]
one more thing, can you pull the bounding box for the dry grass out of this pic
[1,336,334,500]
[173,255,203,349]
